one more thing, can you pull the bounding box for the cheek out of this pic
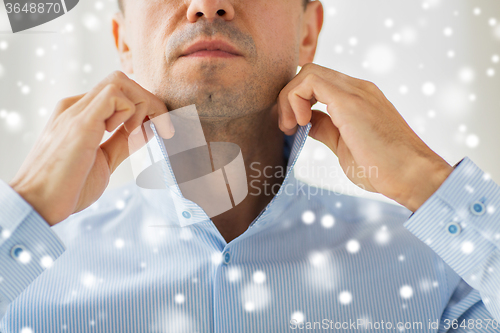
[127,11,175,88]
[250,8,301,65]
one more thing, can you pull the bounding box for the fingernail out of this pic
[131,125,142,135]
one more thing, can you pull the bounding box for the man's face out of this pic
[115,0,320,120]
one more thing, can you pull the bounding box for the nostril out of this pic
[196,12,203,17]
[217,9,226,16]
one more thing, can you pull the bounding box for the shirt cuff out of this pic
[0,180,66,303]
[403,156,499,278]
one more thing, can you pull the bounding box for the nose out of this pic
[186,0,235,22]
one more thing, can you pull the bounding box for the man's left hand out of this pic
[277,63,454,212]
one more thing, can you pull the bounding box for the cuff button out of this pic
[446,222,461,236]
[10,245,31,263]
[470,201,486,216]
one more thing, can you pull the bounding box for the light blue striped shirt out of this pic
[1,123,500,332]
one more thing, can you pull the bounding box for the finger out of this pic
[124,103,175,140]
[277,102,298,136]
[70,71,140,112]
[308,109,341,156]
[69,71,174,139]
[149,112,175,139]
[83,84,136,128]
[277,87,299,134]
[50,93,86,121]
[100,119,155,174]
[293,74,356,127]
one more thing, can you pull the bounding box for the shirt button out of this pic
[223,251,231,264]
[446,222,461,236]
[470,201,486,216]
[10,245,30,262]
[182,210,192,219]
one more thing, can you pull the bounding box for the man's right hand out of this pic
[7,71,175,226]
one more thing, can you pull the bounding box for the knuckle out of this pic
[104,83,120,95]
[109,70,127,82]
[301,62,315,71]
[304,73,319,85]
[55,97,73,111]
[348,93,366,107]
[362,80,378,92]
[143,98,152,112]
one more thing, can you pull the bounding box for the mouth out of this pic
[180,39,242,58]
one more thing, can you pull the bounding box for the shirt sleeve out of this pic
[403,156,500,324]
[0,179,66,320]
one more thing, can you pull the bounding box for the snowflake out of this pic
[41,255,53,268]
[458,67,475,83]
[465,134,480,148]
[18,250,31,264]
[115,200,125,210]
[244,301,255,312]
[81,273,96,287]
[400,285,413,299]
[346,239,360,253]
[35,48,45,57]
[175,293,185,304]
[320,214,335,228]
[253,270,266,284]
[291,311,305,323]
[211,252,222,265]
[301,210,315,224]
[227,267,241,282]
[338,290,352,304]
[461,241,474,254]
[309,251,326,267]
[114,238,125,249]
[375,225,391,245]
[422,82,436,96]
[35,72,45,81]
[1,229,11,239]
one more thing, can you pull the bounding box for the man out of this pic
[1,0,499,332]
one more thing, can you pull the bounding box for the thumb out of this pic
[100,117,155,174]
[308,109,341,156]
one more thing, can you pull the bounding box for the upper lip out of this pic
[180,39,242,57]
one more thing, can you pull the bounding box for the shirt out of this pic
[1,123,500,333]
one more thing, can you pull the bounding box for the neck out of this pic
[200,105,286,244]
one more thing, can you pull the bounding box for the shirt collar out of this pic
[137,120,312,228]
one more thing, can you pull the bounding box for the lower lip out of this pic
[183,50,239,58]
